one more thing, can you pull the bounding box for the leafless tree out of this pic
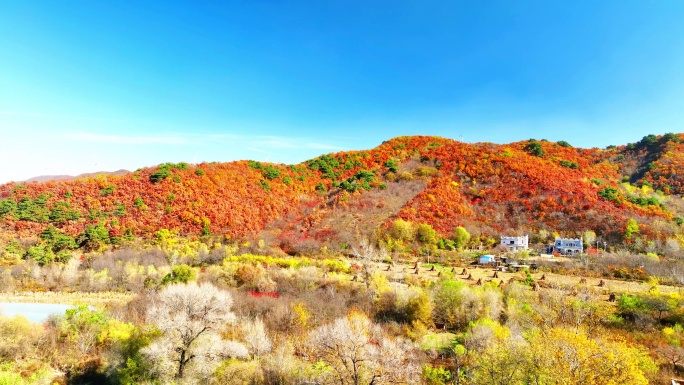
[307,312,421,385]
[143,282,246,380]
[352,238,388,290]
[533,283,575,328]
[673,262,684,290]
[658,345,684,375]
[242,317,272,358]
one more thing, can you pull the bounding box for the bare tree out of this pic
[242,317,272,358]
[143,282,245,380]
[658,344,684,375]
[308,312,421,385]
[533,284,575,328]
[352,238,387,289]
[673,262,684,290]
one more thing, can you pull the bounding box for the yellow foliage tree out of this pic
[526,327,656,385]
[391,219,415,242]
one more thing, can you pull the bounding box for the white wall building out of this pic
[500,235,528,252]
[554,237,583,255]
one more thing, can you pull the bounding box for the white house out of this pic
[554,237,583,255]
[500,235,528,252]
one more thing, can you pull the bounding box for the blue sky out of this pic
[1,1,684,183]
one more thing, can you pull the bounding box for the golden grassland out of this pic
[1,257,679,310]
[0,291,134,307]
[372,258,682,298]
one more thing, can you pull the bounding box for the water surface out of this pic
[0,302,73,323]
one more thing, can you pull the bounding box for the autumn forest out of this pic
[1,134,684,384]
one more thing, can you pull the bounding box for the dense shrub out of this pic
[524,140,544,157]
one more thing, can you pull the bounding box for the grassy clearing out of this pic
[421,332,457,350]
[373,260,681,297]
[0,291,133,307]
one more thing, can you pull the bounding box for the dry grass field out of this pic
[0,254,680,311]
[0,291,134,307]
[373,258,682,299]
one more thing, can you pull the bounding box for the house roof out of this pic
[672,379,684,385]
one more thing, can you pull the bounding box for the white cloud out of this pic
[63,130,345,152]
[66,132,190,145]
[250,136,342,150]
[206,133,243,140]
[302,141,342,150]
[245,147,272,156]
[0,111,130,123]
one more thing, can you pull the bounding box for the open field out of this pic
[0,291,134,307]
[0,254,679,311]
[371,259,682,298]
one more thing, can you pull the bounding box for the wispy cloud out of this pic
[206,133,243,140]
[66,132,189,145]
[64,130,345,151]
[246,147,272,156]
[0,111,130,123]
[196,133,344,150]
[303,142,343,150]
[250,136,343,150]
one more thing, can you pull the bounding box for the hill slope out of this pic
[1,134,683,255]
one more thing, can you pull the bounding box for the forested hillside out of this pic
[2,134,684,385]
[1,134,683,259]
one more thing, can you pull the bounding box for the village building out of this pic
[500,235,528,252]
[479,254,496,265]
[554,237,583,255]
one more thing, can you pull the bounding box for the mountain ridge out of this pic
[1,134,683,256]
[23,169,131,183]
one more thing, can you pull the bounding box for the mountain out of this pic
[24,169,130,183]
[1,134,683,254]
[23,175,74,183]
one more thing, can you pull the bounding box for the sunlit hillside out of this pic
[1,134,683,258]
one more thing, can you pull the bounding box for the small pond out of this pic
[0,302,73,323]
